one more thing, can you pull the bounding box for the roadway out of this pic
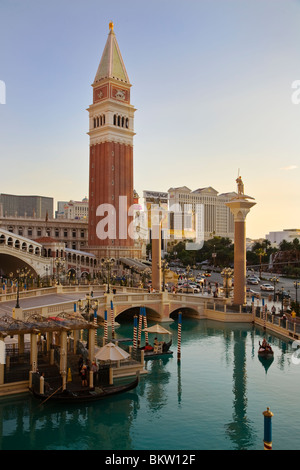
[176,269,298,301]
[0,290,104,316]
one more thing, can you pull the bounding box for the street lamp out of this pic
[9,267,31,308]
[55,257,65,285]
[281,286,284,314]
[294,280,300,308]
[100,258,115,293]
[78,294,99,322]
[185,265,191,294]
[221,268,234,298]
[159,260,169,292]
[270,276,279,302]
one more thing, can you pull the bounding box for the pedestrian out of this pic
[271,305,276,315]
[91,361,98,385]
[80,364,88,387]
[78,355,84,374]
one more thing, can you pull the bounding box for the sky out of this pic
[0,0,299,240]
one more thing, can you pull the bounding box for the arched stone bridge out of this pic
[0,228,96,279]
[16,287,229,323]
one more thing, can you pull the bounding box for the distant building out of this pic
[0,193,53,219]
[168,186,235,241]
[56,198,89,220]
[266,229,300,246]
[0,215,88,251]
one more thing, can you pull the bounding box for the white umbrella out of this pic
[94,342,130,361]
[142,324,172,335]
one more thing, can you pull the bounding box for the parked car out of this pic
[178,284,200,293]
[247,288,260,298]
[260,283,274,291]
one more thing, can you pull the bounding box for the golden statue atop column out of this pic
[226,174,256,306]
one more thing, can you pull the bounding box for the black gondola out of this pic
[29,374,139,404]
[258,340,274,359]
[141,339,173,358]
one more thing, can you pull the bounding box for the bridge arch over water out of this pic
[114,305,161,323]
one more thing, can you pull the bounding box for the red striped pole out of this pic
[177,311,182,361]
[104,310,108,342]
[93,309,97,336]
[110,300,115,339]
[133,315,138,349]
[138,307,143,347]
[143,307,148,345]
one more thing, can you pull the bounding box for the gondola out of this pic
[258,341,274,359]
[29,374,139,404]
[141,339,173,358]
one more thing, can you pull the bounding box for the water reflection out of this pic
[0,319,298,450]
[225,328,256,450]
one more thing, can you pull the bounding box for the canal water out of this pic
[0,318,299,451]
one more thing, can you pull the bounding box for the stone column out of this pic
[151,222,161,292]
[226,198,256,306]
[30,333,38,372]
[60,331,68,390]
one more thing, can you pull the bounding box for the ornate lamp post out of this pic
[221,268,234,298]
[44,265,50,286]
[294,281,300,308]
[9,267,31,308]
[159,260,169,292]
[270,276,279,302]
[100,258,115,293]
[55,257,65,285]
[185,265,191,294]
[78,294,99,322]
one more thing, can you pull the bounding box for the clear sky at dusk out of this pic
[0,0,299,239]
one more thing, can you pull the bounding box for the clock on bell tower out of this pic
[87,22,140,261]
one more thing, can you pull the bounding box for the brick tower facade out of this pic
[87,22,141,260]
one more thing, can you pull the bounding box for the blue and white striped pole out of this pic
[263,407,273,450]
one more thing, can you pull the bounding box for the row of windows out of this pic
[113,114,129,128]
[93,114,106,128]
[8,227,86,238]
[92,114,129,129]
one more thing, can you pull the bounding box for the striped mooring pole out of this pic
[133,315,138,349]
[94,309,98,335]
[110,300,115,339]
[177,311,182,361]
[104,310,108,341]
[143,307,149,345]
[263,407,273,450]
[262,298,266,330]
[138,307,143,347]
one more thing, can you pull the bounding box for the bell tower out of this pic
[87,22,139,260]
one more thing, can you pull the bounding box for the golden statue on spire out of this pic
[109,21,114,31]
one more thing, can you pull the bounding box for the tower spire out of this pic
[93,21,130,85]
